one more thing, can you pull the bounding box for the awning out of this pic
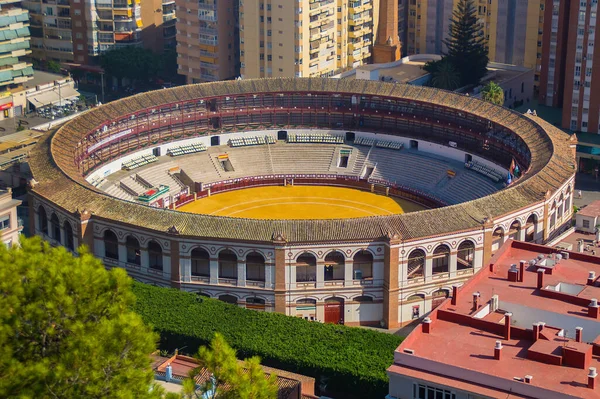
[27,86,80,108]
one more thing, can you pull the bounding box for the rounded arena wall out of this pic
[28,78,576,328]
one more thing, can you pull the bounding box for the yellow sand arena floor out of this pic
[178,186,425,220]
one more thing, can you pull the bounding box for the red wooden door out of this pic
[324,299,344,324]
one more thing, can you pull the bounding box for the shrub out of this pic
[132,282,403,398]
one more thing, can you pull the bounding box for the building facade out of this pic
[176,0,239,83]
[239,0,380,79]
[0,0,33,118]
[0,188,22,247]
[401,0,544,83]
[23,0,176,66]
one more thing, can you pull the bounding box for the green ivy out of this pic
[132,283,402,399]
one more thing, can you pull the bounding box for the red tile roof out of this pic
[578,200,600,218]
[390,239,600,399]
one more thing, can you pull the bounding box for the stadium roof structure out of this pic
[28,78,576,243]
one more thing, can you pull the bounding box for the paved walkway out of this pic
[574,172,600,209]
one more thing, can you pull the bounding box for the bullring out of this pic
[28,78,576,328]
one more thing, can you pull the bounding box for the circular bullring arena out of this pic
[29,78,576,328]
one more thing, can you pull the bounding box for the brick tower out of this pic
[372,0,401,64]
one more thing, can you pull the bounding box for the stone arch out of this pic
[246,296,266,311]
[38,205,48,235]
[294,250,319,261]
[323,248,349,261]
[431,289,450,310]
[508,219,521,241]
[432,244,450,275]
[296,252,317,283]
[525,213,539,242]
[324,251,345,281]
[148,240,163,271]
[126,235,141,265]
[218,294,238,305]
[350,247,376,258]
[407,248,425,280]
[353,295,374,302]
[103,229,119,260]
[457,240,475,270]
[246,251,266,282]
[492,226,505,251]
[353,250,373,280]
[50,213,61,242]
[218,249,238,280]
[63,220,74,251]
[191,247,210,277]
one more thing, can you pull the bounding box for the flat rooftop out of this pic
[354,60,432,83]
[390,239,600,399]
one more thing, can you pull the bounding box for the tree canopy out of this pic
[0,237,159,398]
[429,59,461,90]
[182,333,278,399]
[442,0,489,87]
[481,81,504,105]
[100,47,162,84]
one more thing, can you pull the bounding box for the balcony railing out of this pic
[218,277,237,285]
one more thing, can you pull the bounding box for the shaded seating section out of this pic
[375,140,403,150]
[136,165,186,197]
[354,137,375,146]
[287,132,344,144]
[228,135,275,147]
[104,183,136,201]
[122,154,157,171]
[435,172,500,204]
[465,161,503,183]
[167,143,207,156]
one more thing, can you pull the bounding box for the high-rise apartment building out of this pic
[176,0,239,83]
[401,0,544,76]
[239,0,379,79]
[539,0,600,133]
[23,0,176,66]
[0,0,33,115]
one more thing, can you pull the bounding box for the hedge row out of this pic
[132,282,403,398]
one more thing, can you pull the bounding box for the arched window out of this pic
[246,252,265,282]
[457,241,475,270]
[38,206,48,235]
[148,240,163,271]
[525,214,538,242]
[103,230,119,260]
[296,253,317,282]
[432,245,450,274]
[492,227,504,251]
[324,251,345,281]
[63,221,74,251]
[246,297,266,311]
[218,249,238,280]
[126,236,141,265]
[354,295,374,302]
[353,250,373,280]
[219,294,238,304]
[432,289,449,310]
[191,248,210,277]
[407,249,425,280]
[50,214,60,242]
[508,220,521,241]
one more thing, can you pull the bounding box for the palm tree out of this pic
[481,81,504,105]
[430,59,461,90]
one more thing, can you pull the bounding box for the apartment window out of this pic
[74,9,81,15]
[260,53,264,60]
[267,4,271,10]
[583,121,589,128]
[413,383,456,399]
[267,30,272,36]
[0,215,9,230]
[267,55,272,61]
[76,33,82,39]
[260,16,264,22]
[584,220,591,228]
[279,68,283,72]
[576,66,582,77]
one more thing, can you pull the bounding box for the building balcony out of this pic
[218,277,237,286]
[246,280,266,288]
[163,12,176,22]
[190,275,210,283]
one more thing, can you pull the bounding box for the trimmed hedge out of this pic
[132,282,402,398]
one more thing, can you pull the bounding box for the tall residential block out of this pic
[0,1,33,102]
[239,0,380,79]
[401,0,544,76]
[23,0,176,66]
[176,0,239,83]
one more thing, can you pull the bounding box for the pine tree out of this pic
[442,0,489,87]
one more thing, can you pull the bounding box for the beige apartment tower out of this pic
[240,0,380,79]
[176,0,239,83]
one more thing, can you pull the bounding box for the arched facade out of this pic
[27,78,576,329]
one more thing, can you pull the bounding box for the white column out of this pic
[265,263,275,289]
[398,261,407,287]
[344,260,354,286]
[316,263,325,288]
[237,261,246,287]
[94,237,105,259]
[180,257,191,282]
[518,227,526,241]
[449,252,457,278]
[162,254,171,280]
[118,243,127,265]
[209,258,219,284]
[73,237,79,249]
[59,226,65,247]
[140,247,149,273]
[425,256,433,282]
[474,247,484,270]
[534,220,544,243]
[33,212,39,235]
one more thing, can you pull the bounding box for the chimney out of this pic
[589,299,599,319]
[451,285,459,306]
[537,268,545,289]
[504,312,512,340]
[532,322,540,342]
[422,317,432,334]
[589,367,598,390]
[576,327,583,343]
[524,375,533,384]
[508,264,519,282]
[519,260,526,282]
[588,271,596,286]
[472,292,480,311]
[494,340,502,360]
[489,263,495,273]
[539,321,546,331]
